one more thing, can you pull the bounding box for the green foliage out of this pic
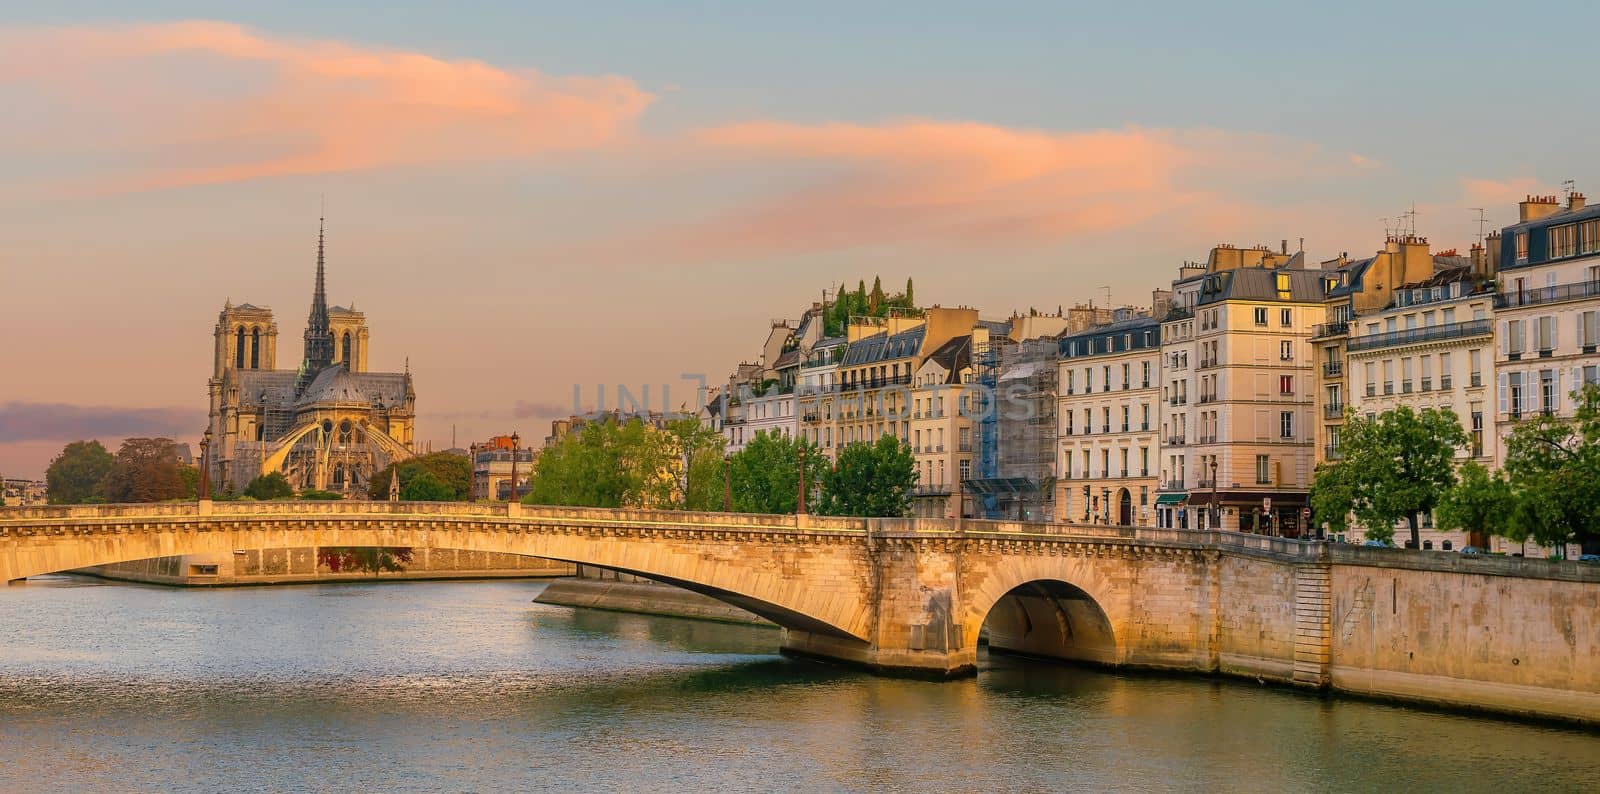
[317,547,413,576]
[819,435,917,517]
[1500,383,1600,556]
[656,416,726,510]
[728,431,826,514]
[1434,461,1514,547]
[823,276,920,336]
[1309,461,1360,538]
[244,471,294,500]
[525,418,657,508]
[100,438,187,503]
[401,471,454,501]
[298,489,344,500]
[1312,407,1467,546]
[369,451,471,501]
[178,465,200,499]
[46,440,114,504]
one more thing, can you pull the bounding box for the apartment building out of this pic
[1056,315,1161,526]
[909,335,975,518]
[1493,193,1600,464]
[797,336,846,458]
[1162,244,1322,535]
[835,307,979,450]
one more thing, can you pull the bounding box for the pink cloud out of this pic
[1460,176,1545,207]
[559,121,1365,265]
[0,21,654,193]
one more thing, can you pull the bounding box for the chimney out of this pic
[1281,239,1288,255]
[1469,243,1486,279]
[1519,194,1561,222]
[1485,231,1502,277]
[1570,192,1587,211]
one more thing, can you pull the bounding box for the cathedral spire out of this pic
[301,216,334,373]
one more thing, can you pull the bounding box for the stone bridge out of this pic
[3,501,1598,723]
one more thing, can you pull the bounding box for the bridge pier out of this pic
[779,630,976,679]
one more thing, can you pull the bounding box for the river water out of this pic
[0,576,1593,792]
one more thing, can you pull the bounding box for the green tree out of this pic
[525,418,662,508]
[178,465,200,499]
[655,416,725,509]
[369,451,471,501]
[1501,383,1600,557]
[101,437,187,503]
[1310,407,1467,547]
[46,440,114,504]
[904,277,914,307]
[820,435,917,517]
[401,471,454,501]
[869,275,885,313]
[244,471,294,500]
[1309,461,1360,539]
[1434,461,1514,549]
[728,431,826,514]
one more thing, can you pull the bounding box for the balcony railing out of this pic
[1495,279,1600,309]
[1440,375,1453,390]
[1383,382,1394,395]
[1324,444,1343,460]
[1159,480,1185,491]
[1312,321,1350,339]
[1323,361,1344,377]
[1166,435,1187,446]
[911,484,952,496]
[1421,377,1433,391]
[1323,403,1344,419]
[1198,434,1217,444]
[1196,478,1216,489]
[1347,319,1493,352]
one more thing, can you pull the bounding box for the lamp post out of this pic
[796,444,808,515]
[509,431,521,503]
[1209,459,1220,531]
[199,428,212,501]
[723,453,733,512]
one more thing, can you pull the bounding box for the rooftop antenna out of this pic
[1470,208,1489,250]
[1401,203,1418,237]
[1562,179,1576,201]
[1102,285,1112,308]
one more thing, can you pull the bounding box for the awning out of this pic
[1154,493,1187,506]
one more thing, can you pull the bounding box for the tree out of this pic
[1501,383,1600,557]
[401,471,454,501]
[728,431,826,514]
[101,438,187,503]
[905,277,914,307]
[1434,461,1514,549]
[178,465,200,499]
[317,547,414,576]
[1310,407,1467,548]
[525,418,662,508]
[656,416,725,509]
[868,275,885,314]
[46,440,114,504]
[244,471,294,500]
[820,435,917,517]
[369,451,471,501]
[1309,461,1360,539]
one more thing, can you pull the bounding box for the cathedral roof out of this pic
[295,366,411,408]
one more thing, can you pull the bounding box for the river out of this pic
[0,576,1593,792]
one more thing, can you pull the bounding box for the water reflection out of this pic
[0,576,1593,793]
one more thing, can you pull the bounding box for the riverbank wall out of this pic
[534,566,774,626]
[81,547,573,586]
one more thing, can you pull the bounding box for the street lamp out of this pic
[723,453,733,512]
[1209,458,1220,531]
[796,444,808,516]
[508,431,521,503]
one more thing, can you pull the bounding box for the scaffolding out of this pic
[967,337,1057,520]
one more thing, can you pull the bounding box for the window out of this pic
[960,459,970,482]
[1121,363,1130,390]
[1506,319,1524,357]
[1469,349,1482,386]
[1470,408,1483,458]
[1102,449,1110,479]
[1280,307,1292,327]
[1065,370,1075,395]
[1506,372,1524,418]
[1276,273,1291,300]
[1280,411,1293,439]
[1279,340,1293,361]
[1582,220,1600,255]
[1140,447,1149,476]
[1439,351,1452,389]
[1064,412,1074,434]
[1256,455,1271,484]
[1141,403,1150,430]
[1365,362,1377,397]
[1515,231,1529,263]
[1121,405,1130,432]
[1536,316,1557,355]
[1581,311,1599,350]
[1420,355,1433,391]
[1540,370,1557,415]
[1279,375,1294,395]
[1549,223,1578,259]
[1254,307,1268,326]
[1402,358,1413,393]
[1103,365,1111,392]
[1142,361,1151,388]
[1383,360,1395,395]
[1442,307,1455,325]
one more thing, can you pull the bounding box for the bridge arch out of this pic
[962,555,1128,667]
[0,505,877,646]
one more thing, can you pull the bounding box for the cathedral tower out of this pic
[301,218,335,373]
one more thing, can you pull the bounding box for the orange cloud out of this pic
[561,121,1361,264]
[0,21,653,193]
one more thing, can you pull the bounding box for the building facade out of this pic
[1057,316,1160,526]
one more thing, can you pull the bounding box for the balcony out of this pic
[1323,361,1344,377]
[1198,393,1215,404]
[1159,479,1185,491]
[1311,321,1350,339]
[1365,384,1376,397]
[1495,279,1600,309]
[1324,444,1343,460]
[1383,382,1394,395]
[1323,403,1344,419]
[1470,374,1482,388]
[912,484,952,497]
[1347,319,1493,352]
[1196,478,1216,489]
[1421,377,1433,391]
[1198,434,1217,444]
[1165,435,1187,446]
[1440,375,1453,389]
[1402,381,1414,394]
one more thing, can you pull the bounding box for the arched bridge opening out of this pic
[979,579,1117,667]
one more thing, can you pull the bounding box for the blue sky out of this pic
[0,1,1595,476]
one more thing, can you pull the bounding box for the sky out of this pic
[2,1,1597,478]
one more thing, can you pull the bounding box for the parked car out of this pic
[1458,546,1485,556]
[1578,554,1600,564]
[1362,539,1393,548]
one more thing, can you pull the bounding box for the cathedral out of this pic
[204,221,417,496]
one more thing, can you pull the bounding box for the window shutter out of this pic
[1498,374,1507,414]
[1501,322,1509,355]
[1552,317,1559,351]
[1530,375,1541,412]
